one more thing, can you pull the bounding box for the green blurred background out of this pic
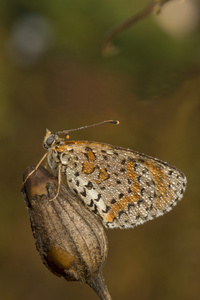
[0,0,200,299]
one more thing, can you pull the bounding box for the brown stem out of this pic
[101,0,171,55]
[87,272,112,300]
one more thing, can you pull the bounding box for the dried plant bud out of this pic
[22,166,111,300]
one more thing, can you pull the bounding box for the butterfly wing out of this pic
[58,141,187,229]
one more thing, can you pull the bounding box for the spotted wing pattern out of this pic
[49,141,187,229]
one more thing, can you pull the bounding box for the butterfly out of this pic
[24,120,187,229]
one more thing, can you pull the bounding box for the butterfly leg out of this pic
[23,152,48,185]
[49,163,61,201]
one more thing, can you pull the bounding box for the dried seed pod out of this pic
[22,166,111,300]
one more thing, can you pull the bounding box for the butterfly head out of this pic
[43,129,66,150]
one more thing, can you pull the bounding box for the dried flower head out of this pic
[22,166,111,300]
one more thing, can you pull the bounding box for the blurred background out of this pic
[0,0,200,299]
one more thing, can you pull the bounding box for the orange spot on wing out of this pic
[65,141,83,145]
[143,161,172,210]
[56,145,69,152]
[104,161,143,223]
[58,141,86,152]
[127,161,141,203]
[98,167,109,181]
[87,150,96,162]
[103,196,132,222]
[104,211,115,222]
[82,162,96,174]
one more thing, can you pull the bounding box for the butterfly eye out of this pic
[45,135,55,148]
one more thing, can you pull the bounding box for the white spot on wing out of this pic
[69,177,107,212]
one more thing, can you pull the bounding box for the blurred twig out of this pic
[101,0,172,56]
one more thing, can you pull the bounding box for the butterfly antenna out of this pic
[56,120,119,136]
